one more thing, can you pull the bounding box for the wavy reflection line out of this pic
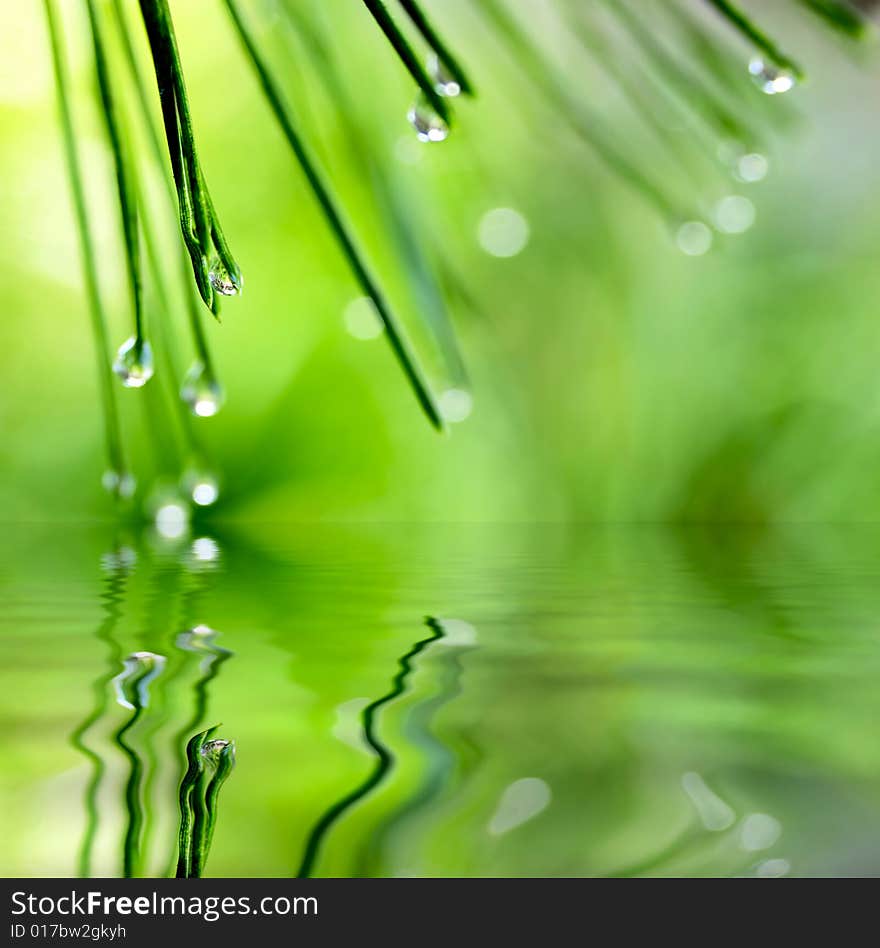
[164,628,233,876]
[296,618,445,878]
[356,622,474,876]
[69,565,127,878]
[113,654,166,878]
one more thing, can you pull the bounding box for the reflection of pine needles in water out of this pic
[68,537,235,878]
[297,616,477,878]
[296,618,445,877]
[176,726,236,878]
[40,0,874,507]
[68,564,127,878]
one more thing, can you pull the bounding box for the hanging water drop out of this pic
[439,388,473,423]
[181,362,224,417]
[189,472,220,507]
[208,256,241,296]
[407,93,449,143]
[428,53,461,98]
[113,336,154,388]
[154,499,190,539]
[735,152,769,184]
[713,195,756,234]
[101,468,136,500]
[748,57,795,95]
[676,221,713,256]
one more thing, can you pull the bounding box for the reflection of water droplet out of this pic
[201,738,234,766]
[755,857,791,878]
[112,651,166,709]
[343,297,384,340]
[478,207,530,258]
[177,623,220,651]
[113,337,154,388]
[681,772,736,831]
[438,388,473,423]
[740,813,782,851]
[435,618,478,647]
[428,53,461,97]
[155,501,190,539]
[181,362,224,418]
[407,93,449,143]
[749,57,795,95]
[488,778,552,835]
[191,536,220,563]
[676,221,713,256]
[208,256,241,296]
[100,546,137,573]
[713,195,756,234]
[735,152,769,183]
[101,468,136,500]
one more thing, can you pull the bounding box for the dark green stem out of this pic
[396,0,474,94]
[85,0,145,343]
[223,0,444,430]
[44,0,126,481]
[110,0,215,368]
[703,0,805,78]
[361,0,450,119]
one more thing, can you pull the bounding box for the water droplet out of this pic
[676,221,713,256]
[112,650,166,709]
[155,500,190,539]
[439,388,473,423]
[735,152,769,183]
[478,207,530,258]
[343,297,383,340]
[755,857,791,878]
[488,778,552,836]
[113,336,154,388]
[101,468,136,500]
[428,53,461,97]
[181,362,224,417]
[681,772,736,831]
[208,256,241,296]
[749,57,796,95]
[740,813,782,851]
[192,477,219,507]
[713,195,756,234]
[182,466,220,506]
[407,93,449,143]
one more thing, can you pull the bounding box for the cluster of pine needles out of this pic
[43,0,873,516]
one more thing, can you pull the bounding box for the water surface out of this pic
[2,523,879,877]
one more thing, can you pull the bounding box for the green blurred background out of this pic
[1,0,880,525]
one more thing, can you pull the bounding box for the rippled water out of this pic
[2,524,880,877]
